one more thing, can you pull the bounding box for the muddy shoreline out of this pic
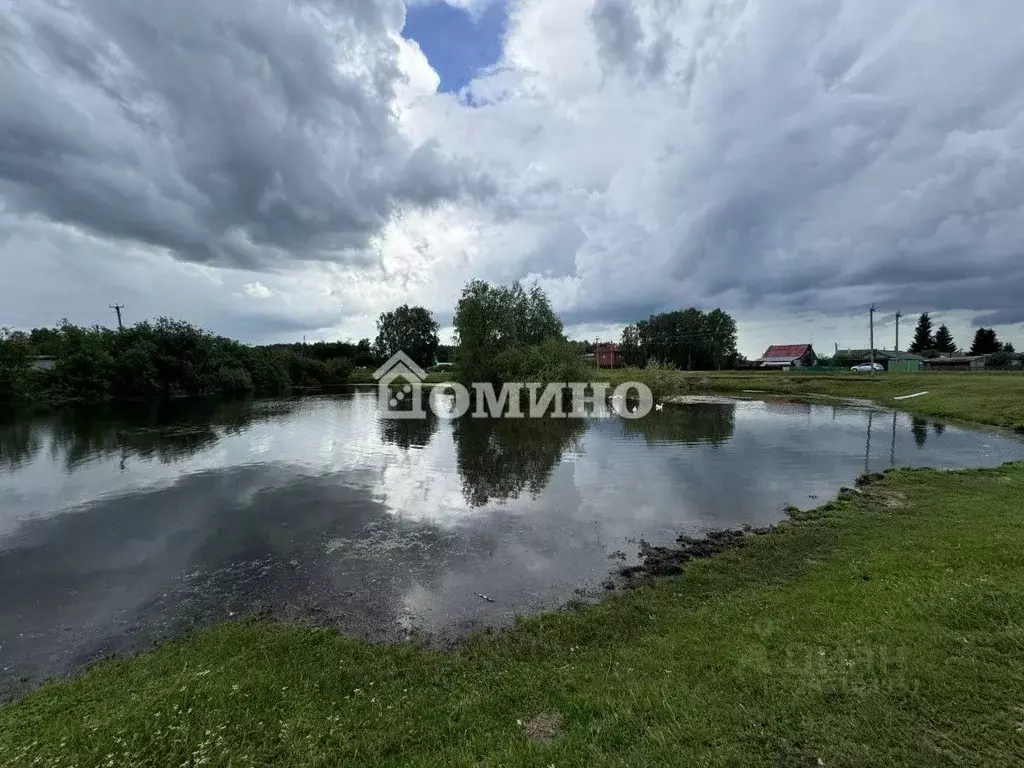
[610,526,773,585]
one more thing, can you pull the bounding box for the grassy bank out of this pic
[4,463,1024,766]
[598,369,1024,432]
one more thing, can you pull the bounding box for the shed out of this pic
[887,353,926,373]
[922,356,987,372]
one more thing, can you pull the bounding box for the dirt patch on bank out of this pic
[519,712,564,742]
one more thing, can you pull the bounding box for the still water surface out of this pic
[1,392,1021,695]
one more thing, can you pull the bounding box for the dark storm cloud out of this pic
[560,297,669,328]
[223,310,345,339]
[0,0,486,269]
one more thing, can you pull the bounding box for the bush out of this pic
[111,341,160,398]
[0,329,32,403]
[325,357,353,384]
[638,360,683,400]
[213,365,254,393]
[985,351,1018,370]
[241,347,291,393]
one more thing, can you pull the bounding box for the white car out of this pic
[850,363,884,372]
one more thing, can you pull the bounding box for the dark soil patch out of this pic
[617,527,771,581]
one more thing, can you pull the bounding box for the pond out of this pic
[1,391,1022,697]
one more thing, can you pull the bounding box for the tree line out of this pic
[0,280,751,405]
[371,283,742,384]
[38,286,1024,407]
[0,319,361,404]
[620,309,739,370]
[908,312,1016,359]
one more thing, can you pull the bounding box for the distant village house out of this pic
[922,355,987,372]
[595,342,622,368]
[754,344,819,370]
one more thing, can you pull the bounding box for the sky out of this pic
[1,0,1022,358]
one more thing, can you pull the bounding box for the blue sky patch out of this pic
[403,1,508,94]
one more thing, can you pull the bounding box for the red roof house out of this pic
[595,342,622,368]
[755,344,818,369]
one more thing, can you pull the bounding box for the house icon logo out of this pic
[373,351,428,419]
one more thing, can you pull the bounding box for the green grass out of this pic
[597,369,1024,432]
[4,463,1024,766]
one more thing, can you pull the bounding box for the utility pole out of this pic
[894,310,903,352]
[110,303,124,331]
[869,304,876,371]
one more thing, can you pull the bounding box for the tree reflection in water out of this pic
[453,414,587,507]
[1,398,297,474]
[378,393,439,450]
[0,414,43,470]
[911,416,929,448]
[619,403,736,446]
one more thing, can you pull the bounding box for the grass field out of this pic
[3,463,1024,767]
[597,369,1024,432]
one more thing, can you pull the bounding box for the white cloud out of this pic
[394,0,1024,343]
[241,282,274,299]
[2,0,1024,355]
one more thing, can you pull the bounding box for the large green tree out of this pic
[373,305,439,368]
[933,324,956,354]
[969,328,1002,356]
[453,280,580,384]
[909,312,935,354]
[620,308,738,370]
